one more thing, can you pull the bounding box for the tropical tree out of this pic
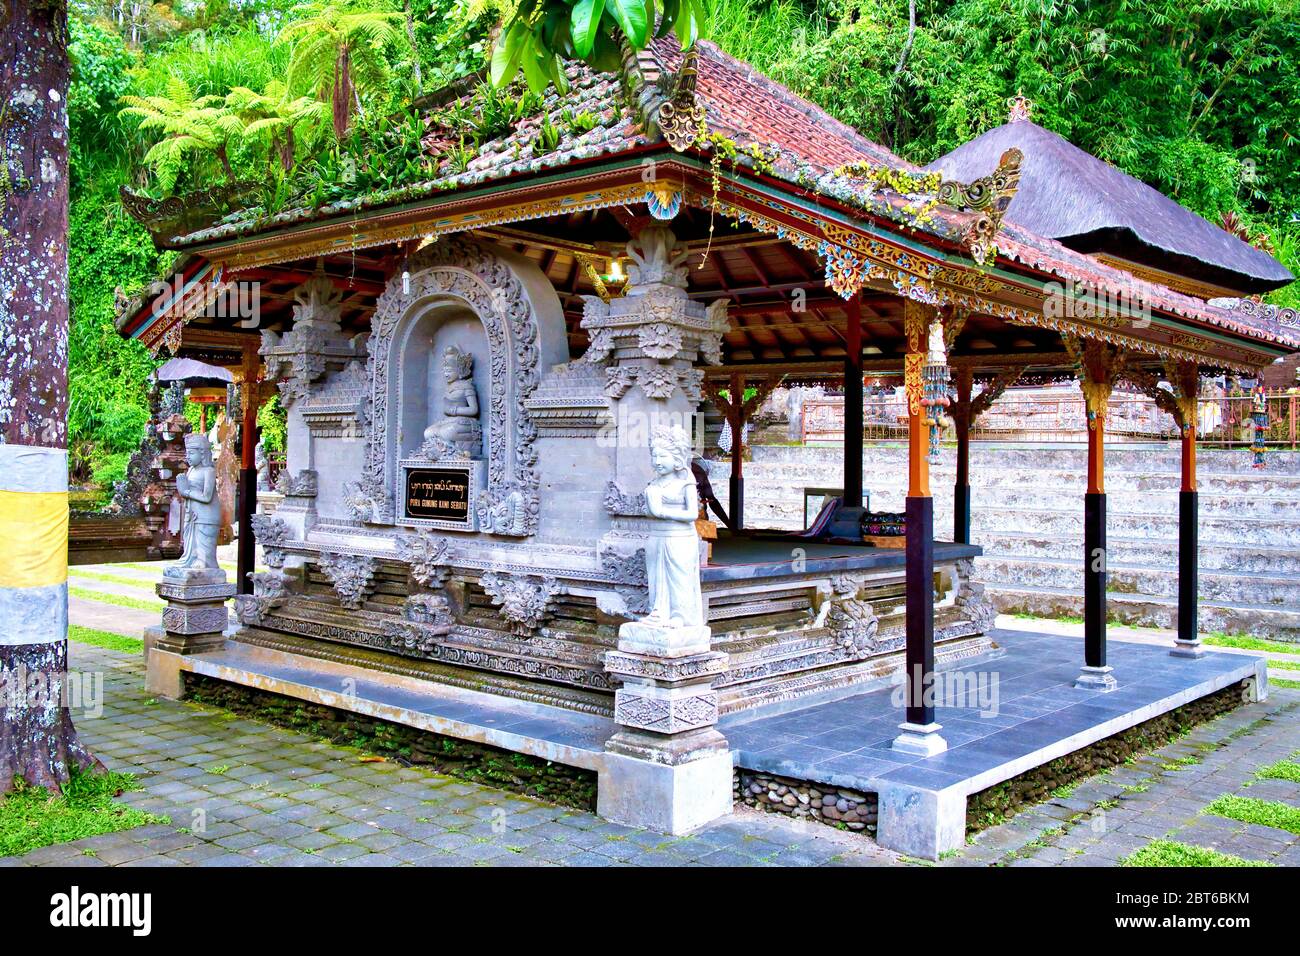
[1,0,100,792]
[225,80,330,173]
[119,77,243,192]
[276,2,407,138]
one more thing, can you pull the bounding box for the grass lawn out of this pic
[1204,795,1300,835]
[69,625,144,654]
[1120,839,1270,867]
[1205,633,1300,656]
[69,568,157,589]
[68,585,163,612]
[0,771,168,857]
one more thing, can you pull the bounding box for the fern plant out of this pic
[118,76,241,193]
[276,3,408,139]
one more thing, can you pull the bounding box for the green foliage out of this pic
[1204,794,1300,834]
[0,770,167,858]
[490,0,708,93]
[257,393,289,453]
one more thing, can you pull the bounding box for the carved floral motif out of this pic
[317,552,377,610]
[479,571,560,636]
[396,531,454,588]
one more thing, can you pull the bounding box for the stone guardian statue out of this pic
[168,433,222,575]
[642,425,704,628]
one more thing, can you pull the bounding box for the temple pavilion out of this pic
[116,38,1298,856]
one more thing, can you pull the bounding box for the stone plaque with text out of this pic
[398,459,484,531]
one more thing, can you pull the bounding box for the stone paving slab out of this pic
[0,641,896,868]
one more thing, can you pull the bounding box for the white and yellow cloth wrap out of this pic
[0,444,69,646]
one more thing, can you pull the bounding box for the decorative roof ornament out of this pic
[936,148,1024,266]
[1007,91,1033,123]
[120,182,257,247]
[656,47,708,152]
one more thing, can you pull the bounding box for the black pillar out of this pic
[905,495,935,727]
[237,461,257,595]
[1083,491,1107,669]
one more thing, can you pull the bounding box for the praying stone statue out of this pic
[254,440,271,492]
[642,425,704,628]
[420,345,482,459]
[167,433,222,576]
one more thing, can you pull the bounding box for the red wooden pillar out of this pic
[894,301,946,756]
[236,345,262,595]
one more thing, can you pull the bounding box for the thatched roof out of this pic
[924,111,1293,296]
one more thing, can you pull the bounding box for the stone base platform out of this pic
[720,629,1267,859]
[146,628,1263,851]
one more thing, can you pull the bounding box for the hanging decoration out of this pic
[922,319,952,463]
[1251,384,1269,467]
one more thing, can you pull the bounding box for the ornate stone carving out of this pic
[604,481,648,517]
[580,227,729,369]
[233,568,295,626]
[260,274,363,408]
[403,593,453,628]
[825,575,880,658]
[364,238,547,534]
[602,363,703,401]
[275,468,318,498]
[342,475,384,523]
[614,692,719,735]
[317,552,377,610]
[479,571,560,636]
[955,558,997,634]
[477,484,529,535]
[396,531,454,588]
[601,546,650,616]
[249,514,290,568]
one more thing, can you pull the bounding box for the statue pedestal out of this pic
[150,567,234,657]
[599,634,732,834]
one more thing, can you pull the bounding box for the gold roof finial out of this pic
[1007,91,1033,123]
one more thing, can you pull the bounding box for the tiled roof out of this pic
[137,39,1296,354]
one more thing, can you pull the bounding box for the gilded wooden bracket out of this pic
[1123,358,1200,434]
[903,299,937,418]
[1065,335,1128,428]
[969,365,1027,420]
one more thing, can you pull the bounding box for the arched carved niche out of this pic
[361,237,567,535]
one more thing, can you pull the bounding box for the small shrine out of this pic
[117,40,1295,855]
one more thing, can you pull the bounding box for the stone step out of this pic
[721,494,1300,548]
[991,584,1300,641]
[975,531,1300,575]
[975,555,1300,607]
[732,482,1300,520]
[748,444,1300,475]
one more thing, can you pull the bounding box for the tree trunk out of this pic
[0,0,99,793]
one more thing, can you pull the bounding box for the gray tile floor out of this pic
[724,630,1259,796]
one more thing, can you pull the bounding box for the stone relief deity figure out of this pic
[167,433,222,576]
[419,345,482,459]
[642,425,704,628]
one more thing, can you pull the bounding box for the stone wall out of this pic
[733,770,877,833]
[721,444,1300,639]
